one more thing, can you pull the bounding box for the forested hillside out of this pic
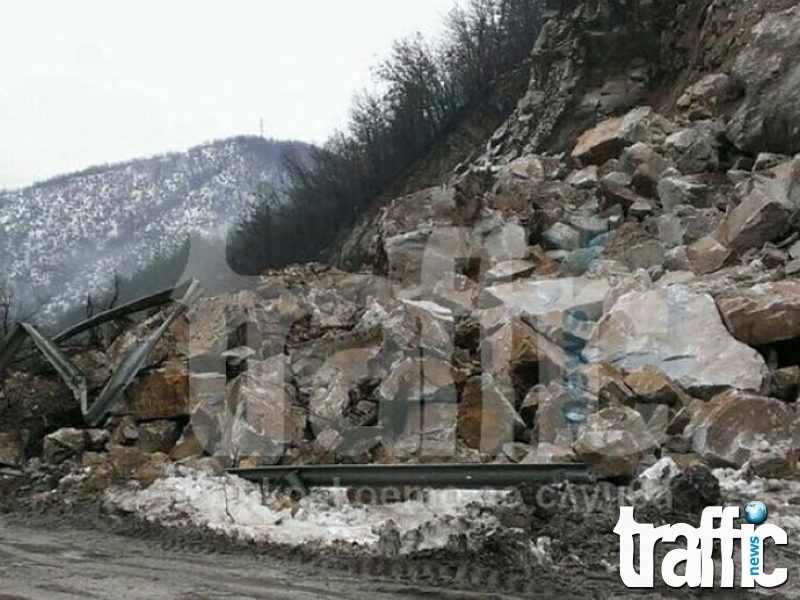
[0,136,311,325]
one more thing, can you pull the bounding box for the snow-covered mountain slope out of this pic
[0,136,312,321]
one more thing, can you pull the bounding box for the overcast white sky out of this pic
[0,0,458,189]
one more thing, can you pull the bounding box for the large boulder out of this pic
[571,107,654,165]
[716,176,791,253]
[585,286,768,395]
[685,235,731,275]
[380,187,460,286]
[726,5,800,155]
[677,73,737,121]
[299,344,381,433]
[383,299,454,358]
[480,318,540,399]
[573,406,657,478]
[176,290,262,365]
[665,124,721,175]
[715,281,800,346]
[536,384,597,447]
[123,361,194,420]
[481,277,611,325]
[377,356,458,460]
[224,356,307,464]
[458,375,524,454]
[687,391,800,468]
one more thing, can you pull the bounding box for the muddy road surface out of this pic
[0,517,509,600]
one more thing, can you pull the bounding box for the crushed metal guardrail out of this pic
[0,463,23,477]
[0,279,202,427]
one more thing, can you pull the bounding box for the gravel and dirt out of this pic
[4,466,797,599]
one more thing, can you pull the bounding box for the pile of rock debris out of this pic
[3,0,800,499]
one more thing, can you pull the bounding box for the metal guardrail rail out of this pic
[0,279,202,427]
[0,463,22,477]
[53,279,196,343]
[228,462,591,489]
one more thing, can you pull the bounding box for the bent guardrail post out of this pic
[0,279,202,428]
[84,279,203,426]
[20,323,89,413]
[0,464,23,477]
[1,281,196,380]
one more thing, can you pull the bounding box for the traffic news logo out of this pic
[614,501,789,589]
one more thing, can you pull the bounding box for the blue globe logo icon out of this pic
[744,501,768,525]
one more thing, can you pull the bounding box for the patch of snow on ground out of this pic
[107,471,512,552]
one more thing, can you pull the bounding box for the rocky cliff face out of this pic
[5,0,800,487]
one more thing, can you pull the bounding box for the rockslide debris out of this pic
[4,0,800,495]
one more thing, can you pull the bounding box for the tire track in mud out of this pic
[1,516,517,600]
[0,475,781,598]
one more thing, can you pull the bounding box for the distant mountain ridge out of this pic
[0,136,313,321]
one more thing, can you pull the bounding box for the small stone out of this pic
[754,153,790,172]
[784,260,800,280]
[598,179,644,213]
[170,425,205,461]
[567,166,599,189]
[658,176,710,211]
[138,421,181,454]
[629,199,655,219]
[543,222,582,251]
[123,361,194,420]
[768,367,800,402]
[106,445,152,480]
[522,443,577,465]
[136,453,170,487]
[0,433,24,466]
[43,428,109,465]
[748,443,798,479]
[665,126,720,174]
[789,240,800,261]
[677,74,735,121]
[111,416,140,446]
[502,442,533,463]
[520,384,549,427]
[484,260,537,285]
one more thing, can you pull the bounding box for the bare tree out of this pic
[228,0,544,276]
[0,279,13,337]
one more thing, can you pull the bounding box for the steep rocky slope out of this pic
[0,137,311,321]
[4,1,800,592]
[6,0,800,481]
